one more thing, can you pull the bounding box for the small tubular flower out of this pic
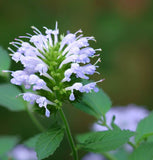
[7,22,102,117]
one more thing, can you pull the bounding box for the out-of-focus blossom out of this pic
[82,153,106,160]
[82,104,149,160]
[93,104,149,131]
[9,145,37,160]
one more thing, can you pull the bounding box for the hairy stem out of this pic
[59,108,78,160]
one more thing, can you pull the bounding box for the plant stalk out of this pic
[59,108,78,160]
[128,141,137,149]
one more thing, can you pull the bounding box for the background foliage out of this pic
[0,0,153,159]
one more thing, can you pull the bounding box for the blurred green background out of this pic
[0,0,153,159]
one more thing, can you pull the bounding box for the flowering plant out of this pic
[7,22,102,117]
[0,23,153,160]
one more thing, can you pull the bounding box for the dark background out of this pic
[0,0,153,159]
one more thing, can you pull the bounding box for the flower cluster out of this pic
[7,22,102,117]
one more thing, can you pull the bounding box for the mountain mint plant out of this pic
[1,22,152,160]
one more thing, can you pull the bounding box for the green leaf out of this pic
[76,130,134,153]
[24,134,41,149]
[146,135,153,142]
[0,47,10,75]
[135,112,153,144]
[102,148,129,160]
[0,84,25,111]
[0,155,11,160]
[112,148,129,160]
[73,101,98,118]
[129,142,153,160]
[74,88,112,119]
[36,127,64,160]
[0,136,18,156]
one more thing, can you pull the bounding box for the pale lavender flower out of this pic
[82,153,106,160]
[9,145,37,160]
[93,104,149,131]
[6,22,102,117]
[80,82,99,93]
[22,92,54,117]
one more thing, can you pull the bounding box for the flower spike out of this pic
[5,22,102,117]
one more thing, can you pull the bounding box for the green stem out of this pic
[98,115,112,130]
[25,104,45,132]
[102,152,116,160]
[104,123,112,130]
[128,141,137,149]
[59,108,78,160]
